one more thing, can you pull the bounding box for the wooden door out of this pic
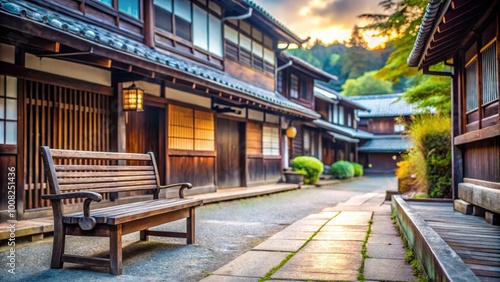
[217,118,242,188]
[126,106,165,183]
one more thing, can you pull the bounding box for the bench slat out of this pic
[63,198,202,225]
[50,149,152,161]
[84,185,159,194]
[54,165,155,171]
[59,181,158,191]
[57,175,157,184]
[56,171,155,177]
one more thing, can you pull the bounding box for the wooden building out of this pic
[0,0,331,221]
[350,94,416,173]
[312,86,372,166]
[275,54,337,167]
[407,0,499,219]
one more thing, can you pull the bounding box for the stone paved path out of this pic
[201,192,416,282]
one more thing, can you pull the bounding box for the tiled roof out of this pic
[407,0,447,67]
[313,119,373,139]
[326,131,359,143]
[348,94,421,118]
[0,0,319,119]
[358,136,411,153]
[281,52,337,82]
[313,86,369,111]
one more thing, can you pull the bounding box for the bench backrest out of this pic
[40,146,161,196]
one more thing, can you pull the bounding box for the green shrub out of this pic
[351,162,363,177]
[330,161,354,179]
[291,156,324,184]
[406,114,451,198]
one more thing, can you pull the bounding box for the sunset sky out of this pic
[251,0,388,49]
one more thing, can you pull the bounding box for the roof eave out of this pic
[407,0,452,68]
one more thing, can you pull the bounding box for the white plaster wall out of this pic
[165,87,211,109]
[248,109,264,121]
[134,81,161,97]
[266,113,280,124]
[0,44,15,64]
[25,53,111,86]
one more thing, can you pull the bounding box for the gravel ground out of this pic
[0,176,395,282]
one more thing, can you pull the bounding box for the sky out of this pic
[251,0,387,49]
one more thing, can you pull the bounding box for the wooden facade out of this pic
[0,0,330,221]
[408,0,499,216]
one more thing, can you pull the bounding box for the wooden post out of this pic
[143,0,155,48]
[187,208,195,244]
[452,54,463,200]
[109,225,123,275]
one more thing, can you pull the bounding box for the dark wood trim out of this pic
[454,124,500,145]
[144,94,167,106]
[167,150,216,157]
[463,177,500,189]
[0,145,17,154]
[0,62,113,95]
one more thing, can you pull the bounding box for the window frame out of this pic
[262,124,280,156]
[223,20,275,74]
[0,75,17,145]
[154,0,223,58]
[93,0,143,20]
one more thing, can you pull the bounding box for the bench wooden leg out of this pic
[187,208,195,244]
[50,221,65,269]
[109,225,123,275]
[139,230,150,241]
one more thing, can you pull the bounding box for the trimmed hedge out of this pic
[351,162,363,177]
[330,161,354,179]
[291,156,324,184]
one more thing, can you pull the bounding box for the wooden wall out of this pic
[224,60,274,91]
[369,118,395,134]
[463,137,500,183]
[168,155,216,190]
[247,157,281,185]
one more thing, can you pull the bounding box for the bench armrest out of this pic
[159,183,193,199]
[42,192,102,230]
[42,192,103,202]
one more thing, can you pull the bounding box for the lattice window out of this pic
[247,122,262,155]
[466,60,478,112]
[481,42,498,105]
[263,125,279,156]
[290,74,299,99]
[168,105,214,151]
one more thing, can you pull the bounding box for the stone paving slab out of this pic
[272,270,358,281]
[367,243,406,259]
[368,234,403,245]
[277,252,361,274]
[302,212,338,220]
[200,275,258,282]
[301,240,363,254]
[283,223,322,232]
[313,231,367,241]
[370,223,400,235]
[320,225,369,232]
[364,258,414,281]
[253,239,306,252]
[292,219,329,226]
[212,251,289,278]
[268,231,315,240]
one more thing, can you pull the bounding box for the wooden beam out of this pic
[451,0,475,10]
[443,0,485,24]
[0,29,60,52]
[143,0,155,48]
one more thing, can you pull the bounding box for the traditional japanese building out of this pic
[349,93,415,174]
[312,86,372,166]
[407,0,499,219]
[0,0,332,221]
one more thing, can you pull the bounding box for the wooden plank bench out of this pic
[39,146,203,275]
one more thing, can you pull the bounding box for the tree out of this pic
[341,71,393,96]
[359,0,451,113]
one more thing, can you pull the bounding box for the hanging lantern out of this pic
[123,83,144,111]
[286,126,297,139]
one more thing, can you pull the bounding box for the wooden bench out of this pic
[40,146,203,275]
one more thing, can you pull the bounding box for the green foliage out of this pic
[351,162,364,177]
[406,115,452,198]
[361,0,451,113]
[341,71,393,96]
[395,157,413,193]
[330,161,355,179]
[291,156,324,184]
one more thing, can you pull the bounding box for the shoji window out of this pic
[290,74,299,99]
[168,105,214,151]
[263,125,279,156]
[465,59,478,112]
[481,42,498,106]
